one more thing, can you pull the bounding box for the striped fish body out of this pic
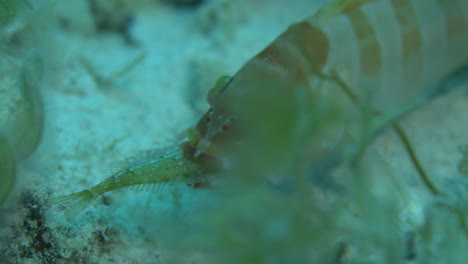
[313,0,468,111]
[183,0,468,176]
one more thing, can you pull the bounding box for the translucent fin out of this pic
[49,190,97,218]
[129,184,145,192]
[127,183,167,193]
[103,162,125,176]
[124,147,170,164]
[103,157,133,177]
[102,148,167,176]
[158,183,167,192]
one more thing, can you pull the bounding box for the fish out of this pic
[51,0,468,216]
[50,145,209,217]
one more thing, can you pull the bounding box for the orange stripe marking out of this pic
[390,0,422,62]
[347,9,382,75]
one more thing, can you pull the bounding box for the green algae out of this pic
[0,0,30,25]
[0,55,44,205]
[0,134,15,205]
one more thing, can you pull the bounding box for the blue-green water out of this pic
[0,0,468,263]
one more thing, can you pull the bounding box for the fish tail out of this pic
[49,190,97,218]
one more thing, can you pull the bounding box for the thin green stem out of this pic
[392,123,439,195]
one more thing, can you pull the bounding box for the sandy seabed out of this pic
[0,0,467,263]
